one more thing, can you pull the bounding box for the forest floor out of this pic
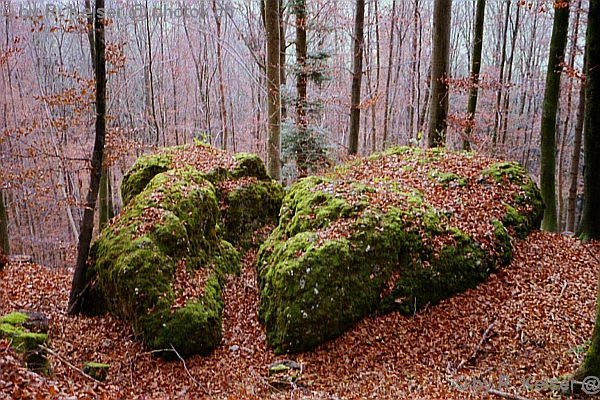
[1,230,599,399]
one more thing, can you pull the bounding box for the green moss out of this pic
[0,321,50,375]
[427,169,468,187]
[120,154,173,206]
[83,362,110,381]
[0,312,28,325]
[258,149,544,354]
[82,168,233,357]
[231,153,270,180]
[223,181,283,250]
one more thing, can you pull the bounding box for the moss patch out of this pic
[120,154,173,206]
[0,312,50,375]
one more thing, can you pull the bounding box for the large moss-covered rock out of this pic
[258,147,543,354]
[82,167,239,358]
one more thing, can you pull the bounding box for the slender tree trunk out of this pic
[574,0,600,242]
[98,169,113,232]
[348,0,366,154]
[279,0,287,122]
[144,0,160,146]
[0,188,9,256]
[573,3,600,382]
[566,56,586,232]
[463,0,486,151]
[213,0,229,151]
[294,0,308,176]
[265,0,282,180]
[540,0,570,233]
[558,0,582,231]
[68,0,107,314]
[500,3,521,145]
[427,0,452,148]
[382,0,396,149]
[492,0,510,150]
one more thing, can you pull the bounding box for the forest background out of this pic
[0,0,588,267]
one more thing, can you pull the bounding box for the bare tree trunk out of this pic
[463,0,486,151]
[294,0,308,176]
[383,0,396,149]
[427,0,452,148]
[144,0,161,146]
[213,0,229,151]
[566,58,586,233]
[0,188,9,256]
[559,0,582,231]
[500,3,521,145]
[279,0,287,122]
[540,0,570,233]
[492,0,510,150]
[265,0,282,180]
[348,0,366,154]
[68,0,107,314]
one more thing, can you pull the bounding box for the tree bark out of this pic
[265,0,282,180]
[213,0,229,151]
[540,0,570,233]
[566,56,586,233]
[427,0,452,148]
[0,188,9,256]
[574,0,600,242]
[382,0,396,149]
[491,0,510,149]
[463,0,486,151]
[68,0,107,314]
[348,0,366,155]
[294,0,308,176]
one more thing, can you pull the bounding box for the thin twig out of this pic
[488,388,530,400]
[40,345,103,384]
[582,242,600,263]
[456,322,495,371]
[170,344,211,396]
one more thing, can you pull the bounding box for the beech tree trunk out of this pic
[68,0,107,314]
[540,0,570,233]
[574,1,600,383]
[348,0,365,155]
[463,0,486,151]
[294,0,308,176]
[427,0,452,148]
[265,0,282,180]
[566,55,586,233]
[213,0,229,151]
[0,188,9,256]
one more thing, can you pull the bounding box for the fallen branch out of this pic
[488,388,530,400]
[456,322,495,371]
[40,345,103,384]
[170,344,211,397]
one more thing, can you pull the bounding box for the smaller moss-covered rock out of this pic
[0,312,50,375]
[82,362,110,381]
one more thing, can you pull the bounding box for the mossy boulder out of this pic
[82,145,283,358]
[258,147,543,354]
[119,145,283,250]
[81,168,239,358]
[0,311,50,374]
[82,362,110,381]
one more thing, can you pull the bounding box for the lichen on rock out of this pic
[257,146,543,354]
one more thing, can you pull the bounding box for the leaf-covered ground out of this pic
[0,230,598,399]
